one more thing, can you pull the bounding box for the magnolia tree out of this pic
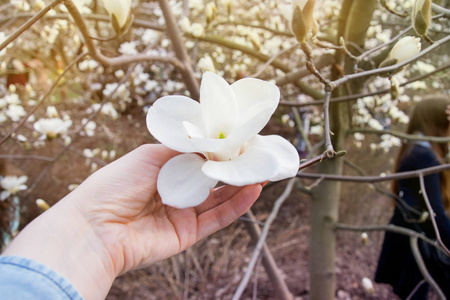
[0,0,449,299]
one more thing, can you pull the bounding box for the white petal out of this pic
[202,144,280,186]
[147,96,204,153]
[202,135,299,186]
[226,100,277,149]
[228,78,280,145]
[1,191,10,201]
[157,154,218,208]
[200,72,237,138]
[248,135,300,181]
[231,77,279,125]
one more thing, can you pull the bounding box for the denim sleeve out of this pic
[0,256,84,300]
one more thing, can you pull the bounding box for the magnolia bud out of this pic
[390,78,399,100]
[361,232,369,245]
[412,0,431,39]
[103,0,132,35]
[362,277,374,294]
[380,36,421,68]
[291,0,316,44]
[205,2,217,24]
[36,199,50,212]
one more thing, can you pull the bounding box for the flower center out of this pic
[218,131,226,139]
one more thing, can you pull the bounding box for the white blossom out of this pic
[147,72,299,208]
[33,118,72,139]
[1,176,28,201]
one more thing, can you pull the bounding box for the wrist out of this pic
[2,194,116,300]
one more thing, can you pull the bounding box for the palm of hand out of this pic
[73,145,261,276]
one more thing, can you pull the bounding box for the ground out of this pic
[1,103,430,300]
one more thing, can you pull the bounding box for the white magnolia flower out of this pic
[103,0,131,30]
[147,72,299,208]
[1,176,28,201]
[385,36,421,65]
[33,118,72,139]
[5,104,26,122]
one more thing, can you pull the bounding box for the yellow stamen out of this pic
[218,131,226,139]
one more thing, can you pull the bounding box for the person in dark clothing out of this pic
[375,96,450,299]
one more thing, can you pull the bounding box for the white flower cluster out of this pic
[0,176,28,201]
[0,93,26,122]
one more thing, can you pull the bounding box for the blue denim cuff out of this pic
[0,255,83,300]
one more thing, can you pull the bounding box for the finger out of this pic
[132,144,180,169]
[196,184,262,241]
[195,185,246,214]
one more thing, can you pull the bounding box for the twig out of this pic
[0,155,54,161]
[62,0,185,70]
[0,51,88,147]
[431,3,450,18]
[279,63,450,107]
[418,173,450,255]
[157,0,200,99]
[322,89,335,157]
[347,128,450,144]
[406,280,426,300]
[0,0,63,53]
[242,210,294,300]
[249,44,296,78]
[409,236,446,300]
[297,163,450,182]
[332,35,450,88]
[25,61,137,196]
[0,13,165,31]
[334,223,442,251]
[233,178,296,300]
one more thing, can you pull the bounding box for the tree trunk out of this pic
[308,0,377,299]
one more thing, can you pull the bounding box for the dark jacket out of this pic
[375,143,450,299]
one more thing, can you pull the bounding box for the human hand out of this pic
[73,144,263,273]
[2,144,262,299]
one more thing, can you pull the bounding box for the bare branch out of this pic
[0,51,88,147]
[418,173,450,255]
[233,178,296,300]
[332,35,450,87]
[334,223,441,250]
[431,3,450,18]
[242,210,294,300]
[0,155,54,162]
[157,0,200,99]
[409,236,446,300]
[348,128,450,144]
[62,0,186,70]
[280,63,450,107]
[297,163,450,182]
[0,0,63,53]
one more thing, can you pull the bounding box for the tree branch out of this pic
[233,178,296,300]
[297,163,450,182]
[409,236,446,300]
[242,210,293,300]
[0,51,88,147]
[331,35,450,88]
[62,0,185,70]
[418,173,450,255]
[0,0,63,53]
